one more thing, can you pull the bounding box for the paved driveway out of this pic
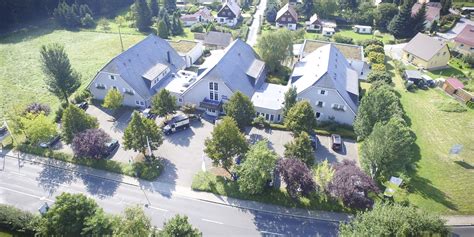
[385,43,407,61]
[246,0,267,46]
[246,127,359,165]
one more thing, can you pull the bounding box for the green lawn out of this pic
[0,20,146,116]
[335,29,395,44]
[425,58,473,79]
[388,60,474,214]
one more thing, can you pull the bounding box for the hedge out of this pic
[0,204,38,236]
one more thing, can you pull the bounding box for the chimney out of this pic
[167,51,171,64]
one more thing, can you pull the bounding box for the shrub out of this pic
[132,157,163,180]
[24,102,51,116]
[364,44,384,56]
[71,89,91,104]
[371,63,386,72]
[367,52,385,64]
[462,53,474,67]
[72,129,111,158]
[437,101,467,113]
[55,107,64,123]
[333,34,354,44]
[360,39,384,48]
[190,23,204,33]
[252,115,269,128]
[367,71,392,84]
[0,204,39,235]
[467,100,474,109]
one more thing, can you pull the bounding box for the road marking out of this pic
[149,206,169,212]
[260,231,284,236]
[201,218,223,225]
[0,186,54,202]
[8,171,26,177]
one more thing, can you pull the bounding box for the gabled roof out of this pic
[276,3,298,21]
[290,44,359,114]
[411,3,441,22]
[446,78,464,89]
[186,39,264,97]
[203,31,233,47]
[218,0,241,17]
[96,34,185,99]
[403,33,447,61]
[181,7,213,22]
[454,25,474,46]
[308,14,321,25]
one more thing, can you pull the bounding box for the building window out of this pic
[316,112,321,119]
[320,90,326,95]
[316,101,324,107]
[256,112,260,116]
[277,114,281,122]
[110,75,115,80]
[209,82,213,90]
[210,91,214,100]
[332,104,345,111]
[95,83,106,89]
[209,82,219,101]
[265,114,269,120]
[178,98,183,102]
[135,100,140,105]
[270,115,274,121]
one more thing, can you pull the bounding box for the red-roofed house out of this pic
[181,7,213,27]
[443,78,473,102]
[411,3,441,29]
[453,25,474,55]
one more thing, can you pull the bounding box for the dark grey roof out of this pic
[203,31,233,47]
[247,59,265,79]
[403,33,447,61]
[276,3,298,21]
[98,34,185,100]
[219,0,241,17]
[404,70,423,79]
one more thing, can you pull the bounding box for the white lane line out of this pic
[201,218,223,225]
[149,206,169,212]
[0,186,54,202]
[260,231,284,236]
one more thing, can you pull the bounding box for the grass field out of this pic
[388,61,474,214]
[0,20,146,115]
[334,29,395,44]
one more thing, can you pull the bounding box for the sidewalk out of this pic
[4,150,349,223]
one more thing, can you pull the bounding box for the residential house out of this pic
[306,14,322,32]
[453,25,474,55]
[288,0,297,6]
[321,20,337,36]
[411,2,441,29]
[180,39,267,117]
[88,34,186,108]
[353,25,372,34]
[216,0,241,27]
[180,7,213,27]
[194,31,233,49]
[443,78,473,102]
[289,44,360,125]
[402,33,450,70]
[168,40,204,67]
[275,3,298,31]
[322,27,335,36]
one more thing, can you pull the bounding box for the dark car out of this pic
[39,135,61,149]
[104,139,119,157]
[330,134,343,151]
[309,134,318,150]
[142,108,156,120]
[77,102,88,110]
[0,125,7,135]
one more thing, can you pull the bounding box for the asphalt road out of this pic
[0,155,339,236]
[246,0,267,46]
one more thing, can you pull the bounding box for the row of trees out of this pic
[388,1,428,39]
[133,0,182,35]
[53,1,95,28]
[12,192,201,236]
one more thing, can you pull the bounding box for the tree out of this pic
[284,131,314,167]
[277,158,316,198]
[171,13,184,36]
[40,43,80,104]
[313,159,334,193]
[374,3,398,32]
[98,18,111,31]
[103,88,123,111]
[301,0,314,20]
[62,104,98,143]
[151,89,177,116]
[81,13,94,28]
[338,0,358,9]
[237,141,278,195]
[149,0,160,17]
[430,20,439,33]
[134,0,152,32]
[364,44,384,56]
[204,117,248,174]
[123,112,163,155]
[72,129,111,158]
[265,5,278,22]
[81,209,116,236]
[366,71,392,84]
[284,101,317,135]
[411,3,427,36]
[339,204,448,236]
[20,112,57,144]
[160,215,201,237]
[283,86,297,117]
[440,0,452,15]
[367,52,385,64]
[24,102,51,116]
[157,19,169,38]
[164,0,177,13]
[224,91,256,130]
[388,0,413,38]
[40,193,100,236]
[256,29,293,72]
[114,206,152,237]
[314,0,337,18]
[353,84,403,140]
[360,117,415,179]
[328,160,379,209]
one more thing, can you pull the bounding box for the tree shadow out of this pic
[164,128,195,147]
[78,173,121,198]
[454,161,474,170]
[36,163,76,196]
[0,19,56,43]
[149,158,177,198]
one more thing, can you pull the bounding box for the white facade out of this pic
[276,22,297,31]
[322,27,335,36]
[353,25,372,34]
[181,77,234,116]
[216,16,238,27]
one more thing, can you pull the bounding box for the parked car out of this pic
[163,115,190,135]
[39,135,61,149]
[0,124,7,135]
[309,134,318,150]
[330,134,343,151]
[104,139,119,157]
[76,102,88,110]
[142,108,156,120]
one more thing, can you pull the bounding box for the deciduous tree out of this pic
[160,215,202,237]
[328,160,379,209]
[301,0,314,20]
[284,131,314,167]
[224,91,256,130]
[20,112,57,145]
[256,29,293,73]
[204,117,248,174]
[313,159,334,193]
[283,86,297,117]
[277,158,316,198]
[62,104,98,143]
[366,71,392,84]
[103,88,123,111]
[284,101,317,135]
[24,102,51,116]
[81,209,116,236]
[152,89,177,116]
[72,128,111,158]
[374,3,398,32]
[40,43,80,104]
[237,141,278,195]
[123,112,163,155]
[114,206,152,237]
[339,204,448,236]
